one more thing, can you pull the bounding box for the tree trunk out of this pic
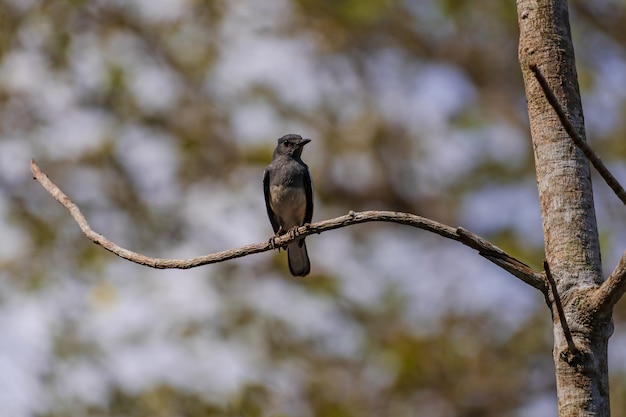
[517,0,613,415]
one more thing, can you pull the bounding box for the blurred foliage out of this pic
[1,0,626,416]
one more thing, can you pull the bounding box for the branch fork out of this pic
[530,63,626,315]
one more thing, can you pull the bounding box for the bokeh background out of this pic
[1,0,626,416]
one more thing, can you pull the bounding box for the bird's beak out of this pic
[299,138,311,147]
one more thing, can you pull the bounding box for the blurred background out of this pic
[1,0,626,416]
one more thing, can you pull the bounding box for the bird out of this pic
[263,134,313,276]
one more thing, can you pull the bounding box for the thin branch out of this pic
[529,63,626,206]
[456,228,545,290]
[590,251,626,317]
[31,159,546,292]
[544,260,579,360]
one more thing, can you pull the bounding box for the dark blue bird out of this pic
[263,134,313,276]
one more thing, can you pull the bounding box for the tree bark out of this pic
[517,0,613,416]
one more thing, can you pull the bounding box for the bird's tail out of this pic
[287,239,310,277]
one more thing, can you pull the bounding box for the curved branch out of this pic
[31,159,546,292]
[590,251,626,317]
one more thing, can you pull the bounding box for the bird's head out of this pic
[274,134,311,158]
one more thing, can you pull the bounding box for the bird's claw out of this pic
[269,227,288,251]
[288,226,298,240]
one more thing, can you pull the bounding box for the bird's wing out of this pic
[303,164,314,225]
[263,167,281,234]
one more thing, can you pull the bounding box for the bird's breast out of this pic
[270,184,307,229]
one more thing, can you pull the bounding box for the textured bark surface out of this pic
[517,0,612,415]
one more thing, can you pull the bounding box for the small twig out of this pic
[31,159,546,291]
[529,63,626,207]
[544,260,579,358]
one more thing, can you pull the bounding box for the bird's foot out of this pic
[287,226,300,241]
[269,227,287,251]
[269,235,278,250]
